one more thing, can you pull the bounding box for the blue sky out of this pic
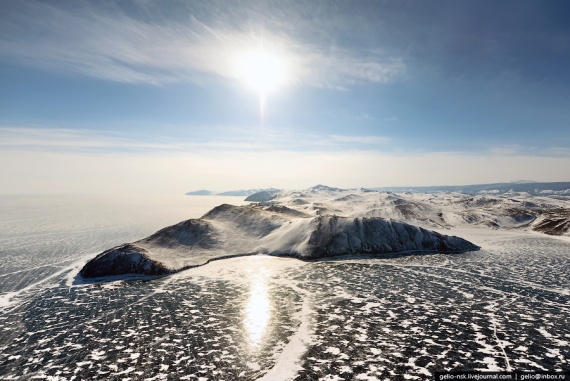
[1,0,569,194]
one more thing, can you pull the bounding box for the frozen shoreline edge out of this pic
[75,246,480,284]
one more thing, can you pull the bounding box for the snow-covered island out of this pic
[80,184,570,278]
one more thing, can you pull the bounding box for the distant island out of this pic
[186,188,280,196]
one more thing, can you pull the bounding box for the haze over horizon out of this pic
[1,0,569,194]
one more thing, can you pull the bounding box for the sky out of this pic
[1,0,569,194]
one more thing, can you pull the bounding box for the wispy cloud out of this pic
[4,126,570,161]
[0,1,405,88]
[486,144,570,158]
[0,127,174,150]
[0,126,391,153]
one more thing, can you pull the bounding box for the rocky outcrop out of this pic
[79,244,171,278]
[532,216,570,235]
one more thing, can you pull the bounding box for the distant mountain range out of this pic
[367,181,570,196]
[188,182,570,199]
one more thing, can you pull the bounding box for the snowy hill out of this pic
[80,184,570,278]
[80,202,477,278]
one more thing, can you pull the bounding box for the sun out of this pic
[235,48,289,96]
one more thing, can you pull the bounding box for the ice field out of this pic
[0,194,569,380]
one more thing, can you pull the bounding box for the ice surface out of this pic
[0,193,569,380]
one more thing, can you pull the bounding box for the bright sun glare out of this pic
[235,49,289,96]
[244,276,270,347]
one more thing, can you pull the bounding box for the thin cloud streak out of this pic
[0,1,405,88]
[2,127,569,159]
[0,127,393,153]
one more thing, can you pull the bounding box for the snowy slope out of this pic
[261,186,570,236]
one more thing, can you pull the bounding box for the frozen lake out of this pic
[0,195,569,380]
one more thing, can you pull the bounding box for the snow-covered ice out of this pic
[0,189,569,380]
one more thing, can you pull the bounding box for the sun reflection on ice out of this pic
[243,269,272,348]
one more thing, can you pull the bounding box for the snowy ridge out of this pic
[80,199,478,278]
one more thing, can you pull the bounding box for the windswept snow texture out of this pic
[80,202,478,277]
[262,186,570,237]
[1,190,570,380]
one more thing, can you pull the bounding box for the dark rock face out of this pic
[304,216,478,259]
[79,244,171,278]
[533,217,570,235]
